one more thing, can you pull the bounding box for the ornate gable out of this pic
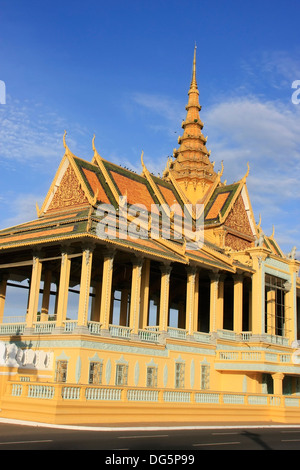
[46,163,89,214]
[224,192,255,251]
[225,193,253,237]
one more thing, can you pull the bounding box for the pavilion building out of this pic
[0,48,300,425]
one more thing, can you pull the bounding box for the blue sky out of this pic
[0,0,300,258]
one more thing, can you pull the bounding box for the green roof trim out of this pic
[204,183,240,224]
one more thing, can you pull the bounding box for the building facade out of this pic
[0,48,300,425]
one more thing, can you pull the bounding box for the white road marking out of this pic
[118,434,169,439]
[281,439,300,442]
[0,440,53,445]
[193,441,240,447]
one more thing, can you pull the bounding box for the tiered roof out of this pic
[0,47,291,273]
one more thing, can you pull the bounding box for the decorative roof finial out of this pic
[257,213,262,229]
[92,134,102,159]
[190,43,198,90]
[63,130,73,157]
[63,130,67,150]
[218,160,224,177]
[242,162,250,182]
[270,224,275,239]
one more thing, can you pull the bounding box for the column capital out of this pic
[186,265,198,276]
[32,248,44,259]
[60,244,74,257]
[234,273,244,283]
[102,246,116,260]
[271,372,284,380]
[0,272,9,283]
[82,246,94,266]
[81,241,96,253]
[131,256,144,268]
[209,271,220,282]
[160,262,172,275]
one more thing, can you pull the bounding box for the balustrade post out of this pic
[158,389,164,403]
[121,387,127,403]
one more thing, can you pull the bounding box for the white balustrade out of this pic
[138,329,160,342]
[64,320,77,332]
[88,321,102,335]
[167,327,187,339]
[85,387,122,401]
[127,389,159,401]
[195,393,220,403]
[61,386,81,399]
[109,325,131,338]
[34,321,56,334]
[28,385,55,399]
[163,391,191,402]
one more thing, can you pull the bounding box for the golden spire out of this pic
[190,43,198,91]
[167,46,217,202]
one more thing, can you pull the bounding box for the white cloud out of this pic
[0,193,44,230]
[0,96,90,168]
[130,92,184,136]
[205,98,300,166]
[203,96,300,254]
[0,98,61,163]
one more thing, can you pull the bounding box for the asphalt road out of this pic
[0,421,300,453]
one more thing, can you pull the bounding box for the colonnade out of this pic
[0,244,253,338]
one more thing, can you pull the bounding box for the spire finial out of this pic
[191,44,197,89]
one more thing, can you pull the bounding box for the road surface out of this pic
[0,420,300,454]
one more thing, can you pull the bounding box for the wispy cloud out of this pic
[130,92,184,136]
[0,96,90,170]
[0,98,61,163]
[238,49,300,99]
[204,94,300,254]
[0,193,44,230]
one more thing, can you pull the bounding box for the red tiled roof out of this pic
[206,192,230,220]
[110,171,156,210]
[82,167,110,204]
